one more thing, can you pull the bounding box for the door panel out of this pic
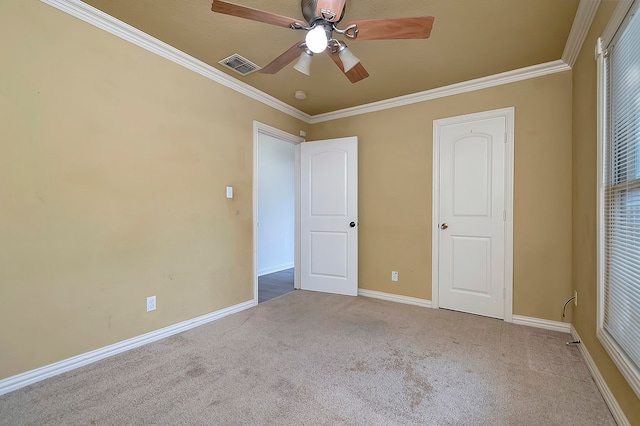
[453,136,491,216]
[310,232,347,277]
[438,117,506,319]
[451,236,491,295]
[301,137,358,296]
[310,151,347,216]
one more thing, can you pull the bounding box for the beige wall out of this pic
[572,1,640,423]
[0,0,307,379]
[309,73,574,321]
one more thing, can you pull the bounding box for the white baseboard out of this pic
[358,289,432,308]
[570,325,630,426]
[258,262,294,277]
[0,299,254,396]
[357,291,576,336]
[511,315,571,333]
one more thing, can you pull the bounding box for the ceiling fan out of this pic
[211,0,435,83]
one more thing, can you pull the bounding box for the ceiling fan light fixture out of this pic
[338,46,360,73]
[293,51,313,75]
[305,25,328,53]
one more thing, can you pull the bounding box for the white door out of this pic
[300,137,358,296]
[436,115,508,319]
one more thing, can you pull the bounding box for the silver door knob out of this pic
[441,223,448,230]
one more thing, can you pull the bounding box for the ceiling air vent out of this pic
[219,54,261,76]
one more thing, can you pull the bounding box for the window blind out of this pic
[603,6,640,376]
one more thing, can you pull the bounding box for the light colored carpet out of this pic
[0,291,615,425]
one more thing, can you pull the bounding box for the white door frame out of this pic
[253,121,304,305]
[431,107,515,322]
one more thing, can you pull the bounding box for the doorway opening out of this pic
[253,122,359,302]
[254,122,303,304]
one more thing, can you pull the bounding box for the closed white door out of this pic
[300,137,358,296]
[437,115,507,319]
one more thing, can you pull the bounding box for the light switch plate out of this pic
[226,186,233,199]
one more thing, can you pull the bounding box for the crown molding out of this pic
[40,0,312,123]
[41,0,573,125]
[562,0,601,67]
[309,60,570,123]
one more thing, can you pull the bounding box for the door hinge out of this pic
[504,133,507,143]
[503,288,506,298]
[503,210,506,221]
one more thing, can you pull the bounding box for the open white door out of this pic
[300,137,358,296]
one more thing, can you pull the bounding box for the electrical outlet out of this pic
[147,296,156,312]
[391,271,398,282]
[574,290,578,306]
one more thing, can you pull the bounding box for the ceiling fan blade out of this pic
[328,50,369,83]
[259,42,303,74]
[315,0,346,23]
[344,16,435,40]
[212,0,306,29]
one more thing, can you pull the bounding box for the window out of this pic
[597,0,640,398]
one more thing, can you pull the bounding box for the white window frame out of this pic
[596,0,640,399]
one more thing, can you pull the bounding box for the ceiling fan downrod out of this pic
[301,0,344,24]
[295,0,356,41]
